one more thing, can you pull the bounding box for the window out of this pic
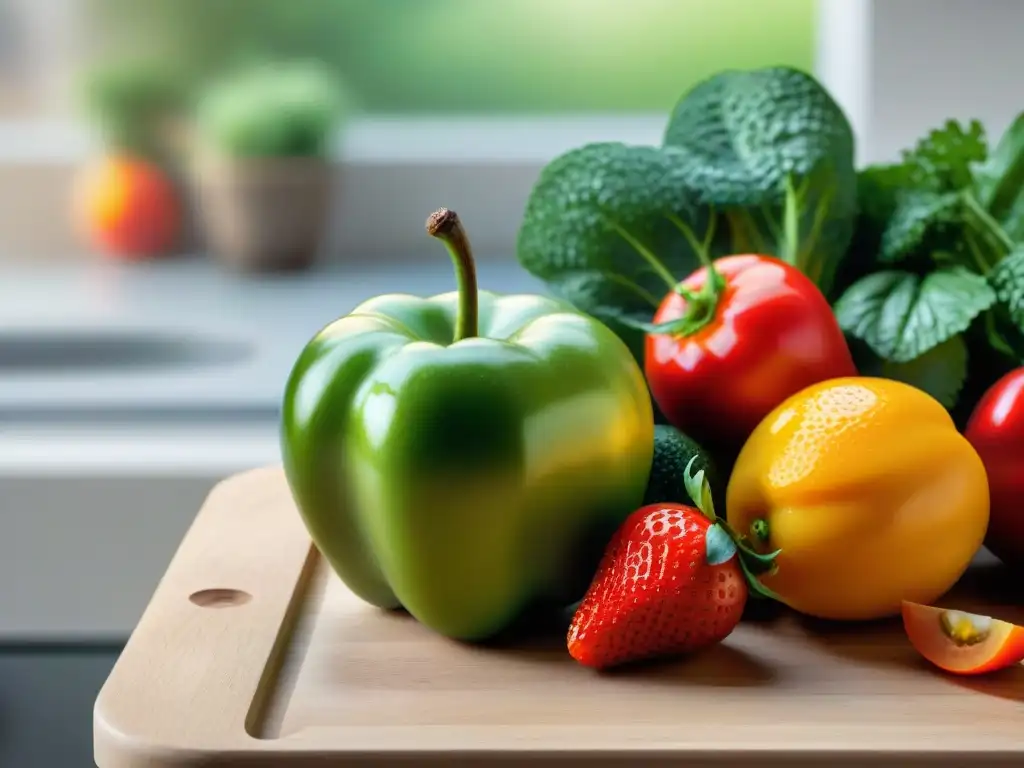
[18,1,1020,263]
[0,0,81,119]
[0,0,827,260]
[77,0,817,116]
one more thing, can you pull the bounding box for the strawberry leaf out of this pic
[738,557,785,602]
[683,455,716,521]
[687,458,784,602]
[736,543,782,575]
[705,523,738,566]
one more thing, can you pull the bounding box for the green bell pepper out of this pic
[280,208,653,641]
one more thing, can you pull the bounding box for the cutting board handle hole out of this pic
[189,588,252,608]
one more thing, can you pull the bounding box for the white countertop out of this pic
[0,255,551,639]
[0,255,548,425]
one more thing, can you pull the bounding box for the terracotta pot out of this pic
[192,154,334,272]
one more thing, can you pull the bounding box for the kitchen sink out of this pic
[0,329,253,373]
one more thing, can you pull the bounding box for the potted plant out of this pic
[191,61,349,272]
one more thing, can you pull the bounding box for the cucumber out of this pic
[642,424,720,508]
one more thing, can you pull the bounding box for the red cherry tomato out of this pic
[644,254,857,451]
[964,367,1024,568]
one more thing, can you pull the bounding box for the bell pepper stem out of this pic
[426,208,479,342]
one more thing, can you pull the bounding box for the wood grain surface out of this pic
[94,466,1024,767]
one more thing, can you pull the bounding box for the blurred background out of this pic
[0,0,1021,764]
[0,0,822,264]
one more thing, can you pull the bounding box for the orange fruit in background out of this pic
[73,155,181,259]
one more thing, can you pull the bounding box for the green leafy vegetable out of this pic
[834,268,995,363]
[839,122,991,282]
[837,113,1024,414]
[516,66,857,361]
[515,62,1024,418]
[515,143,706,359]
[902,119,987,192]
[867,121,1003,269]
[829,164,909,300]
[988,248,1024,331]
[879,190,963,264]
[856,164,912,231]
[662,67,856,292]
[976,114,1024,242]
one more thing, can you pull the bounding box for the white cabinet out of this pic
[0,426,279,639]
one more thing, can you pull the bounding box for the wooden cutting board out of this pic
[94,466,1024,767]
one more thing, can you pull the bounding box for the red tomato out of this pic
[964,367,1024,568]
[902,601,1024,676]
[644,254,857,451]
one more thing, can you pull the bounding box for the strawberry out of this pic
[567,458,780,669]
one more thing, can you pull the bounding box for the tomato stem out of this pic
[662,212,728,337]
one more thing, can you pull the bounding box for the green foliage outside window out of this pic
[81,0,816,115]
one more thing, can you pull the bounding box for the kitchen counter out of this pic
[0,255,549,424]
[0,255,552,640]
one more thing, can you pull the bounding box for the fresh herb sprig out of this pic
[833,115,1024,410]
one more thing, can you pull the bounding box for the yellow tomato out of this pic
[726,377,989,621]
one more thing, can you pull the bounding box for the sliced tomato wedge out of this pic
[902,600,1024,675]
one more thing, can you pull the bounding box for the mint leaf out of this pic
[853,335,969,408]
[976,112,1024,240]
[705,523,737,566]
[834,267,996,362]
[880,190,963,263]
[988,248,1024,332]
[903,119,988,192]
[859,164,917,224]
[830,163,916,301]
